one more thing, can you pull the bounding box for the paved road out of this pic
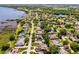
[15,46,28,48]
[27,20,34,54]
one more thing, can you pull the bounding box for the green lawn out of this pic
[30,51,38,54]
[19,48,27,52]
[0,31,12,48]
[0,49,5,54]
[10,41,16,48]
[22,51,27,54]
[32,43,39,46]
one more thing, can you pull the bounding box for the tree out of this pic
[49,45,60,54]
[57,33,62,39]
[77,34,79,39]
[63,39,69,45]
[1,44,10,51]
[52,25,57,32]
[58,28,67,36]
[9,34,15,41]
[70,42,79,52]
[43,33,49,47]
[20,20,25,26]
[25,37,29,43]
[44,27,51,33]
[65,23,73,28]
[69,28,75,34]
[56,19,62,25]
[32,33,36,39]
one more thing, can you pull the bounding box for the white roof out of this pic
[15,36,25,46]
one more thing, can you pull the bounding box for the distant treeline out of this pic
[1,5,79,18]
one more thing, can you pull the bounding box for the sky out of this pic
[0,0,79,4]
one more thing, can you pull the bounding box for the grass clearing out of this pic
[32,43,39,46]
[19,48,27,52]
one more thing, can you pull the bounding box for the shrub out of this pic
[9,34,15,41]
[1,44,10,51]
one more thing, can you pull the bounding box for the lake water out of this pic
[55,14,67,17]
[0,7,26,21]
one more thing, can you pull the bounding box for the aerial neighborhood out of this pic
[0,5,79,54]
